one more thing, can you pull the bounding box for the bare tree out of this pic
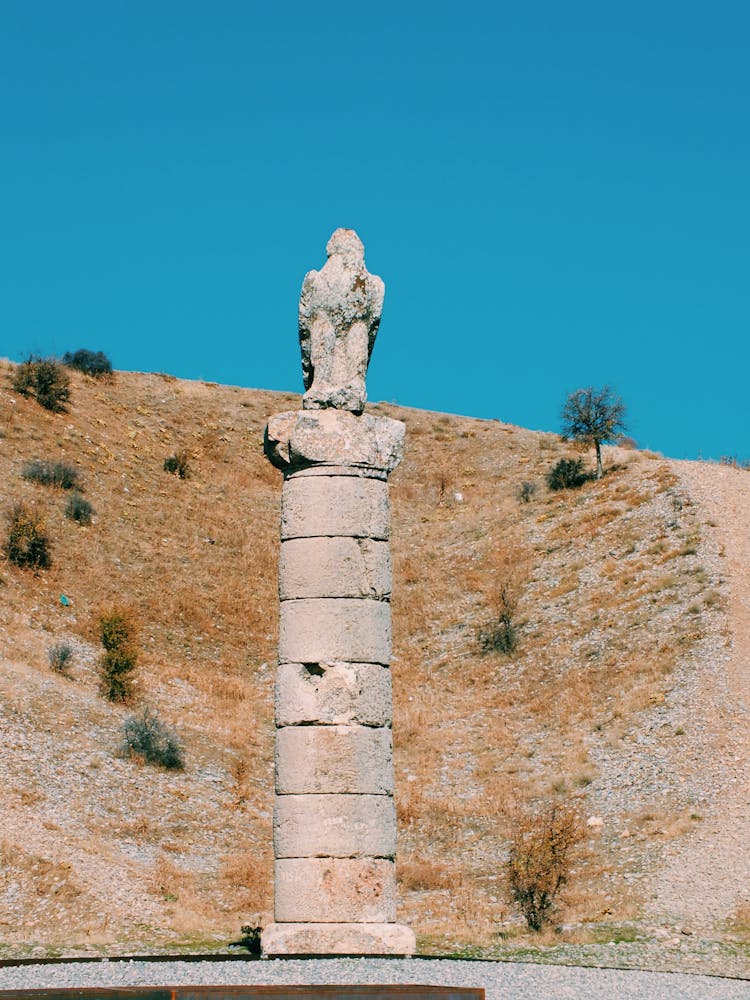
[561,385,627,480]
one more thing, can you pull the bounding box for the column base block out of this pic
[261,921,416,956]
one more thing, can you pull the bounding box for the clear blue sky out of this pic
[2,1,748,460]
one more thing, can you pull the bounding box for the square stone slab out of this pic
[274,857,396,922]
[274,793,396,858]
[279,598,391,665]
[275,725,393,795]
[275,661,392,727]
[261,921,418,958]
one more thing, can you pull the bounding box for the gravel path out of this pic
[648,461,750,927]
[0,958,749,1000]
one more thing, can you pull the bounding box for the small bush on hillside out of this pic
[62,349,113,378]
[546,457,590,491]
[122,708,184,769]
[22,458,80,490]
[617,435,638,450]
[98,607,138,702]
[64,492,94,525]
[4,503,52,570]
[718,455,750,470]
[480,612,518,655]
[11,356,70,413]
[163,450,190,479]
[507,802,583,931]
[518,480,537,503]
[479,543,530,657]
[100,645,138,702]
[10,360,36,397]
[48,642,73,673]
[239,924,262,956]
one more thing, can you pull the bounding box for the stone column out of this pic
[260,231,415,956]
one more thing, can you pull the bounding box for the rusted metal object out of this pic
[0,987,484,1000]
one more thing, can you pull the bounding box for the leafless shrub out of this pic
[122,707,183,769]
[518,480,537,503]
[480,540,531,655]
[48,642,73,673]
[507,801,584,931]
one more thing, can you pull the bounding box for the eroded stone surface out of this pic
[275,661,392,727]
[265,409,404,473]
[275,857,396,922]
[275,724,393,794]
[281,475,390,540]
[287,464,387,479]
[279,597,391,665]
[298,228,384,414]
[274,793,396,858]
[279,537,391,601]
[261,921,416,956]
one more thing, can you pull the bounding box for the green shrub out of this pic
[12,356,70,412]
[518,480,537,503]
[163,450,190,479]
[4,503,52,570]
[62,349,113,378]
[239,924,262,956]
[546,457,590,491]
[122,708,184,769]
[100,648,137,701]
[65,492,94,525]
[10,360,36,397]
[22,458,80,490]
[98,607,138,702]
[48,642,73,673]
[480,615,517,654]
[507,802,583,931]
[99,608,134,652]
[479,555,526,657]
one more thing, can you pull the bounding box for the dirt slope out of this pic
[646,461,750,928]
[0,361,746,972]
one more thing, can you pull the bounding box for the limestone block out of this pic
[274,793,396,858]
[275,725,393,795]
[275,661,392,727]
[265,409,404,473]
[275,857,396,922]
[281,475,389,540]
[279,598,391,665]
[279,537,391,600]
[261,921,416,956]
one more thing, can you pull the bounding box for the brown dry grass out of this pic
[0,362,726,955]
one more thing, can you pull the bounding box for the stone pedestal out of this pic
[261,409,414,956]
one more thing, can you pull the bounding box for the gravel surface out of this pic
[0,958,749,1000]
[650,461,750,927]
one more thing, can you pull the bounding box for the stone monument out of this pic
[260,229,415,956]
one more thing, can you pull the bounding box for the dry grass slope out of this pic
[0,361,738,970]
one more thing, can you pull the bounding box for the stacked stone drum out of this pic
[264,459,411,954]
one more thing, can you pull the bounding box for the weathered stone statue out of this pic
[298,228,383,414]
[261,229,415,957]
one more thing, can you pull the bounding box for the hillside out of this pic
[0,360,748,975]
